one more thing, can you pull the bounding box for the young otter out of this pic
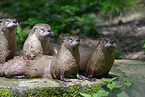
[0,19,19,63]
[79,38,117,80]
[21,24,54,59]
[2,55,53,78]
[51,36,80,82]
[1,56,28,77]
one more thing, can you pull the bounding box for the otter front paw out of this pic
[60,76,72,82]
[88,75,96,81]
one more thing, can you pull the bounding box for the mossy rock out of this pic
[0,59,145,96]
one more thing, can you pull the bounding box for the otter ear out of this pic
[61,37,66,42]
[29,27,37,35]
[33,28,37,32]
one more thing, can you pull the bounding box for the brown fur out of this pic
[0,55,53,78]
[79,38,117,78]
[50,36,80,81]
[47,43,60,55]
[79,45,94,75]
[21,24,54,59]
[26,55,53,78]
[0,19,18,63]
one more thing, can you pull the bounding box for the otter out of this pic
[2,55,53,78]
[48,42,60,55]
[1,56,28,77]
[51,36,80,82]
[21,24,54,60]
[0,19,19,63]
[79,38,117,80]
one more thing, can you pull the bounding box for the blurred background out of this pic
[0,0,144,60]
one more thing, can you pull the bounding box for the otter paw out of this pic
[60,76,72,82]
[78,75,88,80]
[88,75,96,81]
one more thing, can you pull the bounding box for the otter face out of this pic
[33,24,54,38]
[0,19,19,29]
[99,38,117,49]
[62,36,80,47]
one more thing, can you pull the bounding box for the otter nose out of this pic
[110,40,114,44]
[13,20,17,23]
[76,39,80,42]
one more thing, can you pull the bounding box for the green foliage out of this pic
[0,0,101,37]
[142,38,145,49]
[115,49,120,59]
[97,0,136,18]
[80,90,109,97]
[26,84,103,97]
[80,77,135,97]
[123,78,133,87]
[107,82,122,90]
[102,77,117,84]
[85,84,102,94]
[0,88,12,97]
[16,26,29,49]
[0,0,136,48]
[0,0,136,37]
[93,90,109,97]
[75,13,102,37]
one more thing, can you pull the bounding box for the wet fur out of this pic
[0,55,53,78]
[21,24,54,59]
[79,38,117,79]
[0,19,18,63]
[50,36,80,81]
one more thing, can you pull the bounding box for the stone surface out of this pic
[0,59,145,94]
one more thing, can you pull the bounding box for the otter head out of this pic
[31,24,54,40]
[99,38,117,50]
[62,36,80,48]
[0,19,19,30]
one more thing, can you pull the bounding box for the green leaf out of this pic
[80,93,91,97]
[107,83,122,90]
[93,90,109,97]
[142,44,145,49]
[124,82,132,87]
[124,78,133,87]
[124,78,133,83]
[117,91,129,97]
[102,77,118,84]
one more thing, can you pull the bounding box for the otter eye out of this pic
[41,28,44,31]
[7,20,10,22]
[13,20,17,23]
[105,39,109,42]
[69,38,73,41]
[47,29,52,32]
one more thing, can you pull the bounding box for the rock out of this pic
[0,59,145,96]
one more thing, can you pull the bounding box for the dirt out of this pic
[79,11,145,61]
[98,17,145,59]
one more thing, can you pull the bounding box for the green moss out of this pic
[85,84,103,95]
[0,88,12,97]
[26,84,103,96]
